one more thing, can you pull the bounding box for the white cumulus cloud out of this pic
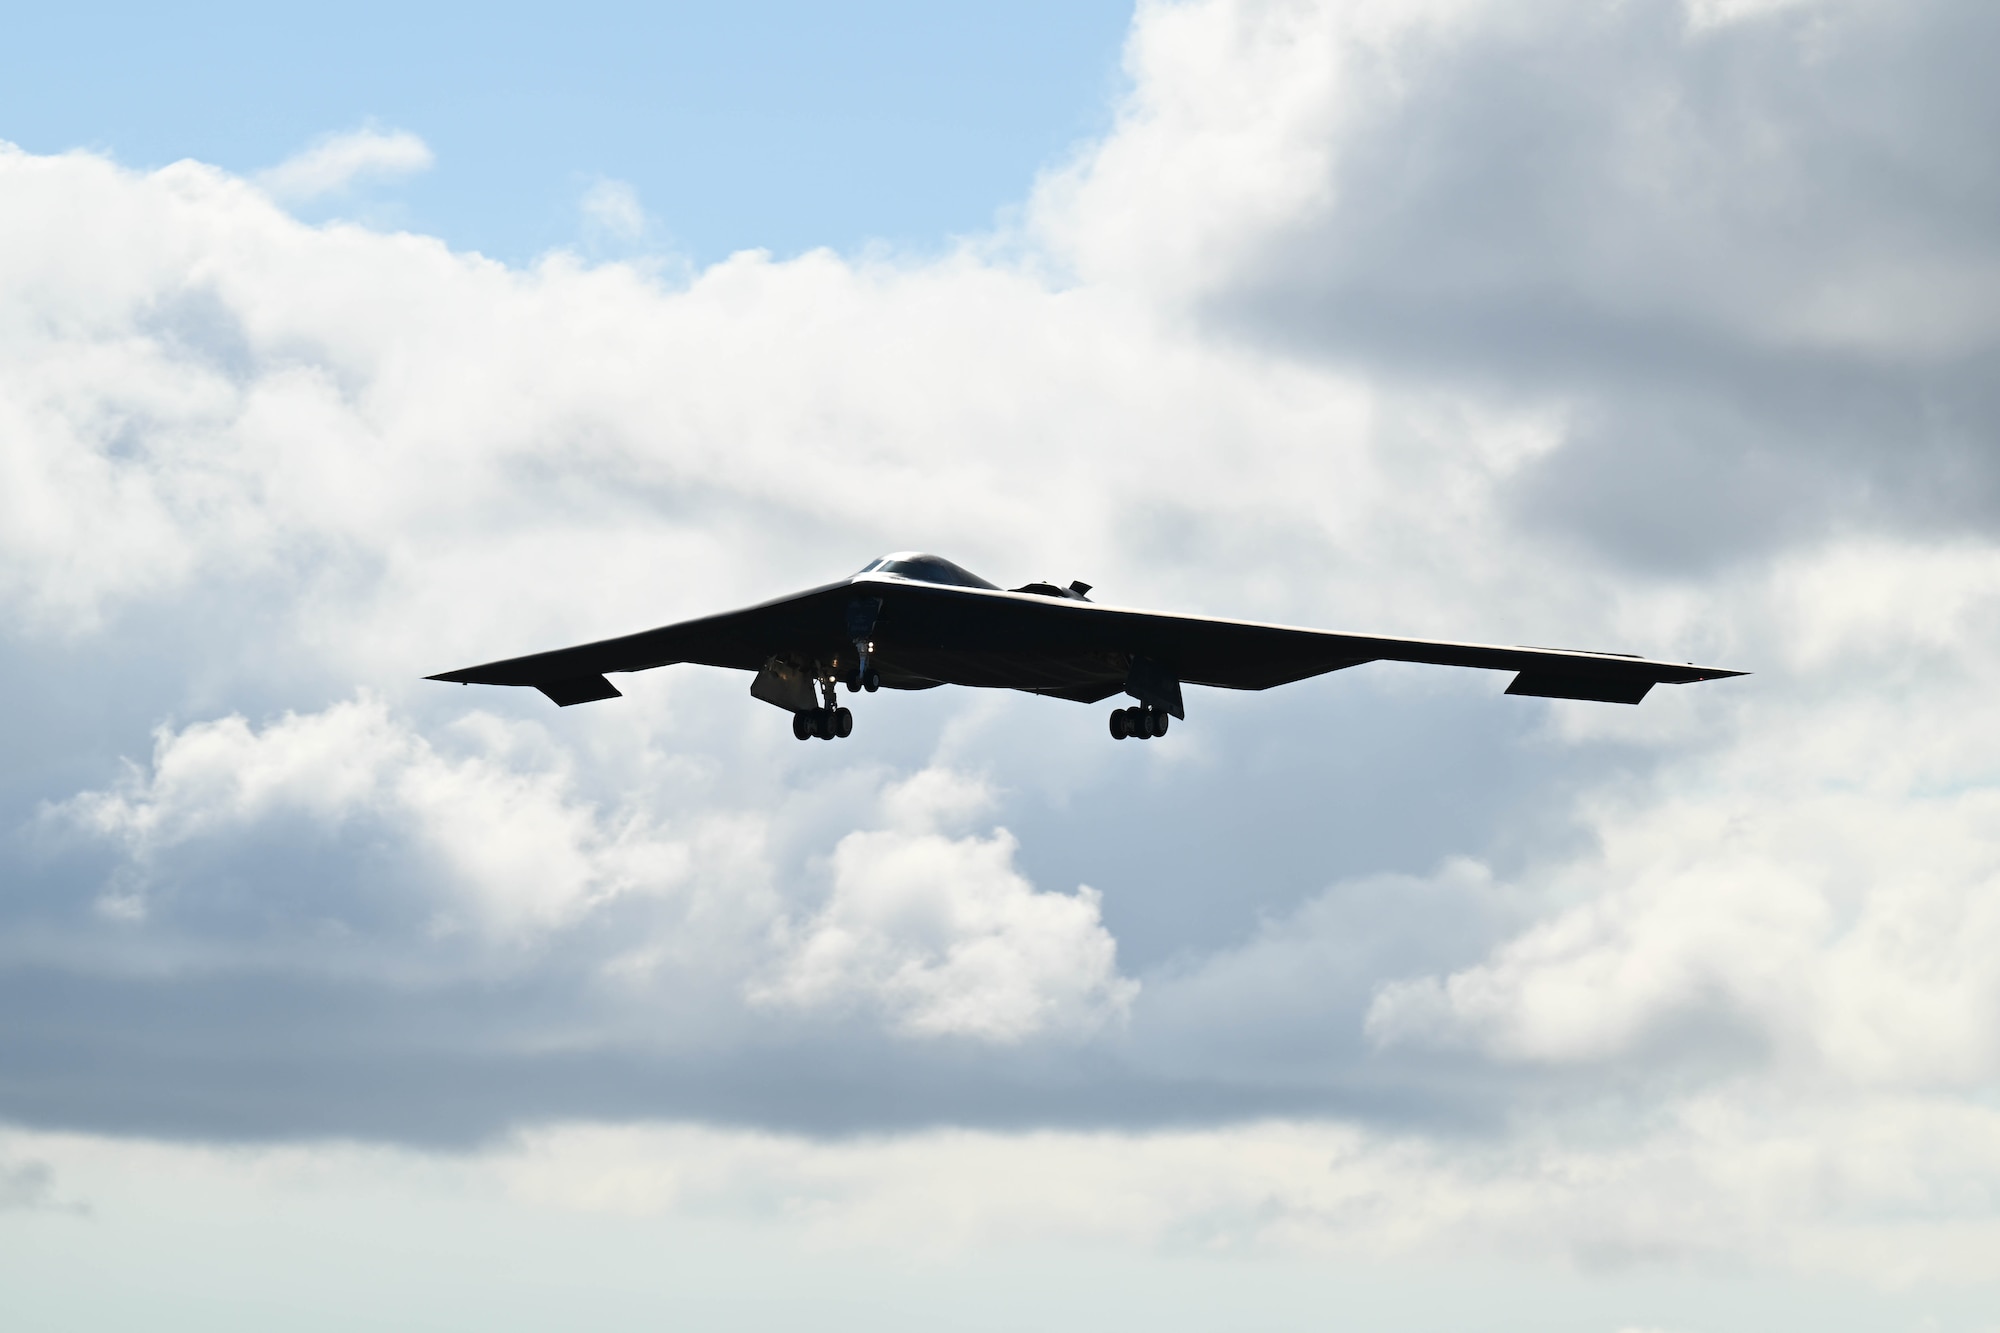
[257,126,434,201]
[53,695,696,937]
[755,770,1137,1040]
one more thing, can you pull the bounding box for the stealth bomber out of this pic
[430,553,1743,739]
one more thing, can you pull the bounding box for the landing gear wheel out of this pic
[1150,709,1169,738]
[862,669,880,693]
[1109,709,1129,740]
[793,711,814,741]
[833,706,853,738]
[815,708,837,739]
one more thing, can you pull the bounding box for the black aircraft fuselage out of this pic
[429,552,1744,741]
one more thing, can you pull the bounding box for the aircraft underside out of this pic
[778,645,1159,742]
[429,552,1743,743]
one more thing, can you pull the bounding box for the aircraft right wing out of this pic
[425,579,858,704]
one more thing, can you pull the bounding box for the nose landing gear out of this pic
[847,635,881,694]
[1109,705,1169,740]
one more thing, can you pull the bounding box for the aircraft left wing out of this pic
[833,583,1742,710]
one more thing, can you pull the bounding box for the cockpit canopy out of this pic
[855,553,1000,590]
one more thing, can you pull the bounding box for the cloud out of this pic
[256,126,434,201]
[53,707,1133,1045]
[1682,0,1830,31]
[52,696,696,937]
[754,771,1137,1039]
[1034,0,2000,570]
[19,1098,2000,1285]
[0,1155,55,1211]
[580,177,648,243]
[1355,536,2000,1088]
[491,1103,2000,1281]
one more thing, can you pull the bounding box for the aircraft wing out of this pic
[847,584,1742,706]
[1101,608,1736,703]
[426,579,858,704]
[428,575,1743,708]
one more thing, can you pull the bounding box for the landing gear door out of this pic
[845,597,883,641]
[751,656,818,713]
[1124,656,1185,720]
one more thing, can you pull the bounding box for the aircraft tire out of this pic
[793,711,814,741]
[1109,709,1129,740]
[1150,710,1169,738]
[834,707,853,738]
[862,670,880,693]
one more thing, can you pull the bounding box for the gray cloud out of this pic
[1047,0,2000,570]
[0,1155,55,1211]
[1,675,1584,1143]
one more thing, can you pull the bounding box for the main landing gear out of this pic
[795,675,855,741]
[793,707,853,740]
[1109,705,1169,740]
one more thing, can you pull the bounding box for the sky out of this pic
[0,0,1135,264]
[5,1,2000,1330]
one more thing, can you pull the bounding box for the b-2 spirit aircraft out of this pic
[429,552,1743,740]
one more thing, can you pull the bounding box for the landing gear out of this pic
[1110,705,1170,740]
[848,632,882,694]
[793,690,855,742]
[789,664,867,741]
[792,706,854,740]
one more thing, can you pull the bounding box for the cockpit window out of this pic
[856,552,998,590]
